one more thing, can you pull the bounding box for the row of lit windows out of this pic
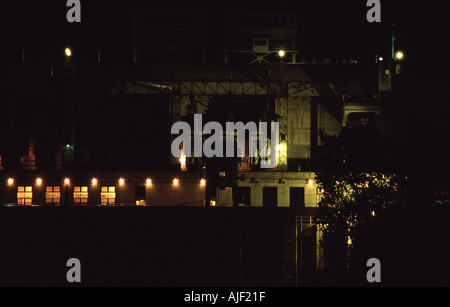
[6,178,206,186]
[17,186,117,206]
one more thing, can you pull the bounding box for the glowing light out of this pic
[347,236,352,246]
[371,210,376,217]
[200,178,206,186]
[36,178,42,185]
[278,50,285,57]
[308,179,314,186]
[179,152,187,171]
[378,57,383,62]
[7,178,14,185]
[92,178,98,186]
[277,142,287,152]
[173,178,179,186]
[210,200,216,206]
[146,178,152,185]
[119,178,125,185]
[395,51,404,60]
[65,48,72,57]
[64,178,70,185]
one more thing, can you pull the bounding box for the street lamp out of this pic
[65,48,72,57]
[395,51,404,60]
[278,50,285,58]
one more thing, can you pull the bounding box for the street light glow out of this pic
[7,178,14,186]
[65,48,72,57]
[278,50,285,58]
[64,178,70,185]
[395,51,404,60]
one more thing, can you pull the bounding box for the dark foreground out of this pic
[0,206,449,286]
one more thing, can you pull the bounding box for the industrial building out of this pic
[1,11,396,208]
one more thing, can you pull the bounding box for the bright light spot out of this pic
[146,178,152,185]
[179,153,187,171]
[119,178,125,185]
[36,178,42,185]
[64,178,70,185]
[210,200,216,206]
[200,178,206,186]
[347,236,352,246]
[65,48,72,57]
[277,142,287,151]
[308,179,314,186]
[371,210,376,217]
[278,50,285,57]
[173,178,179,186]
[395,51,404,60]
[7,178,14,185]
[378,57,383,62]
[92,178,98,186]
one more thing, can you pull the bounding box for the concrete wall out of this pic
[0,172,206,207]
[288,96,312,159]
[238,172,317,207]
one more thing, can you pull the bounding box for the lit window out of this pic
[46,186,61,205]
[101,186,116,205]
[74,186,88,206]
[18,186,33,205]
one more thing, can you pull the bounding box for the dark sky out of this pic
[4,0,426,63]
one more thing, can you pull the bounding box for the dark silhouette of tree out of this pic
[315,127,406,284]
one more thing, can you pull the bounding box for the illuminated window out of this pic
[46,186,61,205]
[74,186,88,206]
[101,186,115,205]
[17,186,33,205]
